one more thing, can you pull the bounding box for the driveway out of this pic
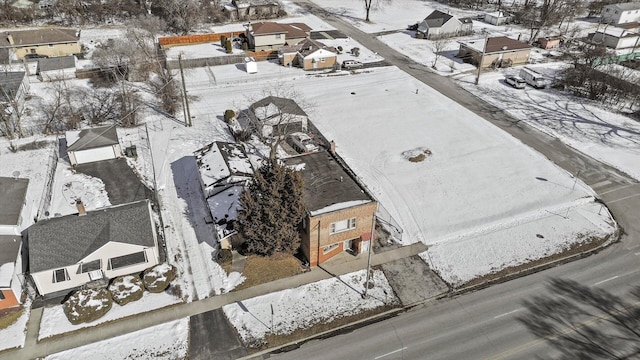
[189,308,250,359]
[75,158,152,205]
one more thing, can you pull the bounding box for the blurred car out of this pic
[342,60,363,69]
[287,132,318,153]
[24,53,48,61]
[505,75,526,89]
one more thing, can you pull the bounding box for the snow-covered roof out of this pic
[283,151,373,215]
[607,2,640,12]
[194,142,253,189]
[207,185,243,239]
[596,26,634,38]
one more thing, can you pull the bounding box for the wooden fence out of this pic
[158,32,244,49]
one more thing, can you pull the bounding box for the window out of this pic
[275,34,282,39]
[329,218,356,234]
[109,251,147,270]
[48,44,53,48]
[79,259,101,273]
[323,243,339,254]
[320,57,326,63]
[53,268,69,283]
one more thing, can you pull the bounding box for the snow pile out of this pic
[0,299,31,351]
[49,164,111,216]
[224,269,398,347]
[45,318,189,360]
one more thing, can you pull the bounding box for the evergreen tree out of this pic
[238,161,305,256]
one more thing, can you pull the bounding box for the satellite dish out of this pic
[12,171,20,178]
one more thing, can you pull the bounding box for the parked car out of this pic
[287,132,318,153]
[24,53,48,60]
[519,67,548,89]
[505,75,526,89]
[342,60,363,69]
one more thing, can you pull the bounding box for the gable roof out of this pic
[37,55,76,73]
[0,177,29,226]
[251,22,311,39]
[0,28,79,48]
[0,72,26,103]
[608,2,640,11]
[250,96,308,119]
[27,200,156,273]
[460,36,532,54]
[281,38,336,57]
[423,10,455,28]
[194,141,254,189]
[66,125,119,152]
[283,151,373,214]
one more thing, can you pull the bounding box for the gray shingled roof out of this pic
[0,235,21,268]
[250,96,308,117]
[0,71,26,103]
[283,151,372,212]
[0,177,29,226]
[0,28,79,48]
[27,200,156,272]
[612,2,640,11]
[424,10,454,28]
[37,55,76,72]
[67,125,119,152]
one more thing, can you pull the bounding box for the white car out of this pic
[505,75,526,89]
[287,132,318,153]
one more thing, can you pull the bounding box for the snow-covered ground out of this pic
[44,318,189,360]
[48,162,110,217]
[0,300,31,351]
[224,269,398,346]
[38,291,181,340]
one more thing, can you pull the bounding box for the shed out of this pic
[66,125,123,166]
[484,11,512,26]
[37,55,76,81]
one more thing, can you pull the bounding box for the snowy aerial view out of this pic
[0,0,638,359]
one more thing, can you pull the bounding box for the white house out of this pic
[194,142,254,249]
[27,200,160,297]
[602,2,640,25]
[592,27,640,49]
[484,11,512,26]
[248,96,309,137]
[416,10,473,39]
[37,55,76,82]
[66,125,123,165]
[0,177,29,309]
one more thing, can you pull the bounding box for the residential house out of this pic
[484,11,512,26]
[0,28,81,60]
[247,96,309,137]
[0,177,29,309]
[284,150,377,266]
[36,55,76,82]
[194,141,254,249]
[246,21,311,51]
[66,125,123,166]
[0,71,29,124]
[602,2,640,25]
[591,27,640,49]
[224,0,281,22]
[279,38,337,70]
[27,200,160,297]
[416,10,473,39]
[457,36,532,68]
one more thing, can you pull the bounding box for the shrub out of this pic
[224,109,235,122]
[108,275,144,305]
[143,263,177,293]
[225,39,233,54]
[242,42,248,51]
[220,35,227,47]
[234,129,252,142]
[217,249,233,264]
[63,289,112,324]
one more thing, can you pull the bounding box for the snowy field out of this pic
[182,62,615,285]
[38,291,181,340]
[223,269,398,346]
[45,318,189,360]
[0,300,31,351]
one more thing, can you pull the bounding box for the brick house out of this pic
[457,36,532,68]
[279,38,337,70]
[284,151,377,266]
[246,21,311,51]
[0,28,81,60]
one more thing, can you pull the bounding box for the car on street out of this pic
[505,75,526,89]
[342,60,363,69]
[287,132,318,153]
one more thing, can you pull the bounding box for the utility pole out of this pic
[178,53,192,127]
[475,34,489,85]
[363,210,377,298]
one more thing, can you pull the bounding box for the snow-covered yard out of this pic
[0,300,31,351]
[224,269,398,347]
[44,318,189,360]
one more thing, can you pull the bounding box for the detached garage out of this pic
[66,125,122,166]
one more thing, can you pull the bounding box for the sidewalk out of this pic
[5,242,426,360]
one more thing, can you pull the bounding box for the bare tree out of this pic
[515,0,586,45]
[38,80,80,134]
[361,0,391,23]
[152,0,202,34]
[430,37,451,69]
[0,85,26,139]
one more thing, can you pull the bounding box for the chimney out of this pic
[7,33,14,45]
[329,140,335,154]
[76,199,86,216]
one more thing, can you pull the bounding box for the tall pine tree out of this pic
[238,161,305,256]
